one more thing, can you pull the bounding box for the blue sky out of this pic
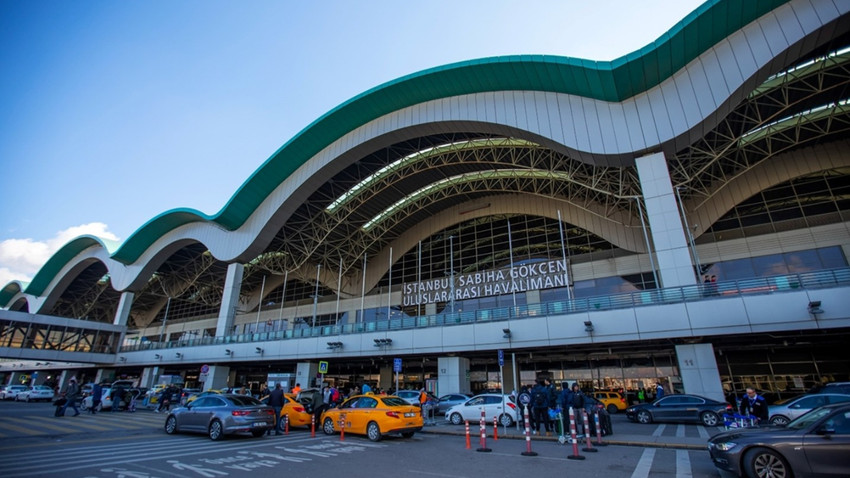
[0,0,704,286]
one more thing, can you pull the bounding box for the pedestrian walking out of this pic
[655,382,665,399]
[59,378,81,417]
[530,380,552,435]
[90,382,103,414]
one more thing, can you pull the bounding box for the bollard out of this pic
[520,405,538,457]
[476,408,491,452]
[567,407,585,460]
[493,416,499,440]
[339,413,346,441]
[311,413,316,438]
[284,414,289,435]
[593,410,607,446]
[581,409,598,452]
[465,420,471,449]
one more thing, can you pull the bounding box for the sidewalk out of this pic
[419,421,707,450]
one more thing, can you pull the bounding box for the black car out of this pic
[708,402,850,477]
[625,394,731,426]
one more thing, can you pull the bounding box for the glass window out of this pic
[818,246,847,268]
[752,254,787,276]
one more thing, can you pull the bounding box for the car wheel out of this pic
[700,411,719,427]
[499,413,514,427]
[366,421,382,442]
[165,416,177,434]
[637,410,652,424]
[208,419,224,441]
[450,413,463,425]
[401,431,415,438]
[607,404,618,414]
[769,415,789,426]
[744,447,790,478]
[322,417,335,435]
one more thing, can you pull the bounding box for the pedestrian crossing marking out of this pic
[4,416,93,433]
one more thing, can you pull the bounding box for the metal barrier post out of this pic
[567,407,585,460]
[521,405,538,457]
[476,408,491,452]
[594,411,607,446]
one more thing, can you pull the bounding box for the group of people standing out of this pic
[518,380,596,436]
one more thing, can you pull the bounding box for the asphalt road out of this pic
[0,401,727,478]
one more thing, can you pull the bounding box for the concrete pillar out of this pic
[379,365,393,391]
[676,343,724,402]
[216,263,244,336]
[205,365,231,391]
[635,152,697,288]
[437,356,471,396]
[295,362,318,391]
[114,292,134,326]
[502,359,517,395]
[93,369,106,385]
[139,367,160,390]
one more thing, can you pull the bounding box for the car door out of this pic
[482,395,504,421]
[653,396,687,421]
[802,409,850,476]
[184,396,220,432]
[462,396,487,421]
[787,395,828,421]
[349,396,378,433]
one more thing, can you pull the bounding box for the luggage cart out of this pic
[723,413,757,430]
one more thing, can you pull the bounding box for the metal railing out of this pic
[119,268,850,353]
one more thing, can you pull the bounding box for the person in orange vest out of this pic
[291,383,301,395]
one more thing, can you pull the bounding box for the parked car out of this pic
[164,394,276,440]
[768,393,850,425]
[436,393,472,415]
[16,385,55,402]
[813,382,850,395]
[179,388,201,405]
[395,390,439,407]
[82,387,144,411]
[708,402,850,477]
[592,391,628,414]
[186,389,224,404]
[321,394,423,441]
[625,394,732,426]
[1,385,28,400]
[444,393,519,427]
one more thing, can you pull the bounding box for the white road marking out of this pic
[697,426,710,439]
[651,424,666,437]
[676,424,686,437]
[630,448,656,478]
[676,449,693,478]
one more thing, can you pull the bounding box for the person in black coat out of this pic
[267,384,284,436]
[90,382,103,414]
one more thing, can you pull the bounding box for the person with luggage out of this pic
[739,387,769,425]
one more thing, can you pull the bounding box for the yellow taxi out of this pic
[186,389,224,404]
[321,394,423,441]
[592,391,628,414]
[279,394,314,427]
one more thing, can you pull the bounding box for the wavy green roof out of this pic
[5,0,790,306]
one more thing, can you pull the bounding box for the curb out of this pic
[420,428,706,451]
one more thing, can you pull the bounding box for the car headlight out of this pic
[711,441,737,451]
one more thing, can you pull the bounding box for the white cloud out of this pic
[0,223,120,285]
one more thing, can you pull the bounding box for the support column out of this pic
[139,367,159,390]
[295,362,319,390]
[379,365,393,391]
[635,152,697,287]
[437,357,471,395]
[205,365,231,391]
[216,263,244,337]
[676,343,724,402]
[113,292,134,326]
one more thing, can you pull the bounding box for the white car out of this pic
[444,393,518,427]
[16,385,55,402]
[768,393,850,425]
[1,385,28,400]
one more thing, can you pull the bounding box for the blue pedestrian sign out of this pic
[498,349,504,367]
[318,361,329,374]
[393,358,402,372]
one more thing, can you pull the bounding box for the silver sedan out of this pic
[164,394,276,440]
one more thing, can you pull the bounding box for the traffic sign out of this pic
[318,361,329,374]
[200,364,209,374]
[393,358,402,373]
[498,349,504,367]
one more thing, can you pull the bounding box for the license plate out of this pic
[254,422,267,427]
[404,412,415,417]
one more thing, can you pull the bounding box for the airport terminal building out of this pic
[2,0,850,403]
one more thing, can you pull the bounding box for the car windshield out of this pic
[381,397,410,407]
[227,395,264,407]
[785,406,834,430]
